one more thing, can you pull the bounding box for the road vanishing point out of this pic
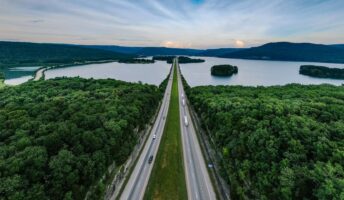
[118,58,216,200]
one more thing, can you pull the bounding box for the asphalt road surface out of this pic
[177,58,217,200]
[118,64,174,200]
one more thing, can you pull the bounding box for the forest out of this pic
[185,83,344,199]
[0,77,165,199]
[223,42,344,63]
[0,41,131,68]
[0,72,4,89]
[299,65,344,79]
[153,56,205,64]
[177,56,205,64]
[211,65,238,76]
[152,56,175,63]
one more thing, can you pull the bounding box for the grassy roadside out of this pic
[144,63,187,200]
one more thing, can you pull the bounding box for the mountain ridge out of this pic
[0,41,131,68]
[2,41,344,65]
[221,42,344,63]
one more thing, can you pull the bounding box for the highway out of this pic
[118,64,174,200]
[34,68,46,81]
[177,58,217,200]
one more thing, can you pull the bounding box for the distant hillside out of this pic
[199,48,242,57]
[3,41,344,67]
[137,47,203,56]
[222,42,344,63]
[0,41,130,68]
[330,44,344,50]
[83,45,143,54]
[84,45,245,57]
[83,45,203,56]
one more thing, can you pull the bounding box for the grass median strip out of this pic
[144,63,187,200]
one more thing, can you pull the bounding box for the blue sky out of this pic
[0,0,343,48]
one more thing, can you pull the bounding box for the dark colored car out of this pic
[148,155,154,164]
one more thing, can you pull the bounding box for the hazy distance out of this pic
[0,0,343,48]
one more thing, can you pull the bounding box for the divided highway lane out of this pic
[177,58,217,200]
[118,64,174,200]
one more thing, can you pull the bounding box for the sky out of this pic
[0,0,343,49]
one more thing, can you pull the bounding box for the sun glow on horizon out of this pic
[235,40,245,48]
[161,41,192,48]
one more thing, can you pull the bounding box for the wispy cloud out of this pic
[0,0,343,48]
[28,19,44,23]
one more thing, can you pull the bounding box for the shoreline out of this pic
[32,59,119,81]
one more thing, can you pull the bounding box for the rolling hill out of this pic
[198,48,242,57]
[82,45,143,54]
[0,41,131,68]
[83,45,203,56]
[331,44,344,50]
[2,41,344,68]
[221,42,344,63]
[83,45,243,57]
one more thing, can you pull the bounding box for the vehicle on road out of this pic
[148,155,154,164]
[184,116,189,127]
[182,98,185,106]
[153,134,156,140]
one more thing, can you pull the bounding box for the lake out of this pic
[2,57,344,86]
[180,57,344,86]
[45,61,171,86]
[2,66,40,85]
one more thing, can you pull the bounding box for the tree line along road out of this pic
[118,58,216,200]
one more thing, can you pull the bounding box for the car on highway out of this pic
[153,134,156,140]
[184,116,189,127]
[182,98,185,106]
[148,155,154,164]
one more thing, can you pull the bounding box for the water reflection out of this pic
[1,66,40,85]
[45,61,171,86]
[180,57,344,86]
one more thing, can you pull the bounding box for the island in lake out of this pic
[299,65,344,79]
[178,56,205,64]
[211,65,238,76]
[153,56,205,64]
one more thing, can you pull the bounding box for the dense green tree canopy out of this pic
[177,56,205,64]
[152,56,205,64]
[0,72,4,89]
[0,77,164,199]
[223,42,344,63]
[211,65,238,76]
[152,56,175,63]
[186,83,344,199]
[0,41,131,68]
[300,65,344,79]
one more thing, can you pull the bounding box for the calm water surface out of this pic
[180,57,344,86]
[45,61,171,85]
[2,58,344,86]
[2,66,40,85]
